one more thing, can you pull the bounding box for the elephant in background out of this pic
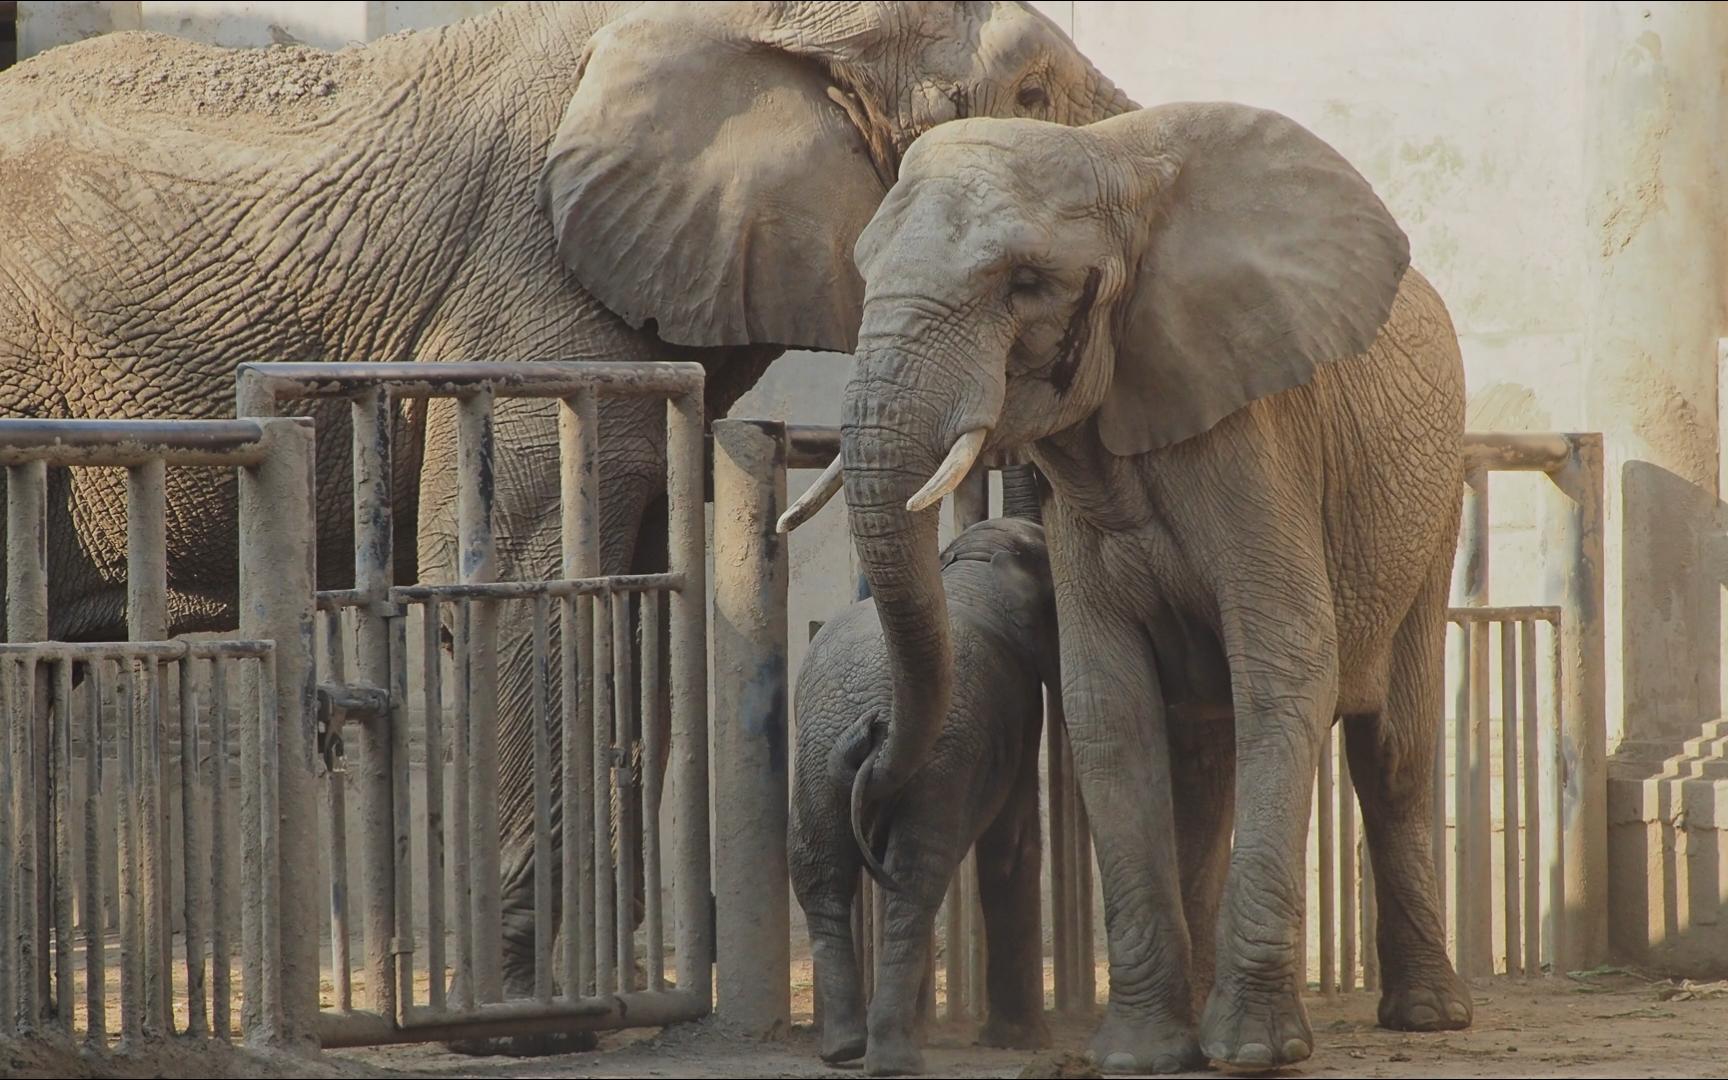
[788,103,1472,1072]
[0,0,1131,1023]
[789,465,1055,1077]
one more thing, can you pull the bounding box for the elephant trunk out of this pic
[838,347,961,850]
[1081,63,1138,124]
[1000,460,1043,524]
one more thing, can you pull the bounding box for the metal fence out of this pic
[236,361,710,1048]
[0,417,317,1046]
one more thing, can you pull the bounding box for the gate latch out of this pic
[315,683,390,774]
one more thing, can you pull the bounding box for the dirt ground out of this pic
[11,960,1727,1078]
[330,966,1728,1080]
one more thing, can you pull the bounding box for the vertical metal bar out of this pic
[178,657,208,1034]
[51,656,73,1033]
[84,660,107,1042]
[1317,727,1335,994]
[592,591,617,996]
[324,614,353,1015]
[390,614,415,1017]
[667,390,711,1001]
[559,392,599,1001]
[1074,776,1096,1012]
[1045,708,1068,1014]
[456,390,503,1005]
[1468,616,1493,978]
[531,596,554,1004]
[1500,619,1521,976]
[238,416,319,1049]
[209,659,230,1039]
[1550,437,1604,968]
[640,588,665,992]
[1549,620,1566,975]
[1452,623,1471,979]
[9,459,50,1031]
[351,387,400,1024]
[856,874,873,1004]
[1521,619,1541,976]
[1339,738,1357,993]
[0,659,13,1038]
[1432,675,1447,956]
[118,660,141,1044]
[709,419,791,1031]
[450,603,475,1013]
[256,651,284,1039]
[1361,842,1378,991]
[124,460,170,1035]
[14,656,42,1032]
[611,591,638,995]
[138,660,168,1035]
[421,602,446,1012]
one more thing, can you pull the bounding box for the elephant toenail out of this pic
[1234,1043,1276,1068]
[1153,1055,1182,1073]
[1448,1001,1471,1022]
[1282,1037,1312,1062]
[1102,1051,1140,1073]
[1408,1004,1439,1026]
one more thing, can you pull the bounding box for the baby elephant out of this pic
[791,515,1060,1077]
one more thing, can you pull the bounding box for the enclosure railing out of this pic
[0,417,318,1048]
[237,361,710,1048]
[1309,432,1605,989]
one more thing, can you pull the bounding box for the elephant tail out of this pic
[837,710,904,893]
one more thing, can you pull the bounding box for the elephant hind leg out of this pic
[1343,560,1470,1033]
[976,737,1051,1050]
[1169,719,1235,1023]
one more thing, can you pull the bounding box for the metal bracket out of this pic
[315,682,390,774]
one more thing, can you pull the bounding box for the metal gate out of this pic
[236,361,711,1047]
[0,417,319,1047]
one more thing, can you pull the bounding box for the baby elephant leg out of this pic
[976,748,1052,1049]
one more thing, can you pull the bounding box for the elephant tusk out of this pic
[776,454,843,534]
[906,427,988,513]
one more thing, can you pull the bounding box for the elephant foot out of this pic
[980,1012,1051,1050]
[1378,970,1473,1032]
[820,1017,867,1064]
[1088,1007,1202,1074]
[442,1030,600,1058]
[1198,980,1313,1070]
[863,1034,925,1078]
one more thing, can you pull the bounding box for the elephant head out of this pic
[821,103,1409,814]
[538,1,1133,357]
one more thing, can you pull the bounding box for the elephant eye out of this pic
[1016,83,1049,111]
[1008,266,1047,298]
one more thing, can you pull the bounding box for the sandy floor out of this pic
[331,967,1728,1079]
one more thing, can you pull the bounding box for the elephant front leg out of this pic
[1197,607,1337,1070]
[1061,611,1201,1075]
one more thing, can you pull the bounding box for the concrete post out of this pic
[710,418,790,1036]
[6,459,48,1028]
[238,418,319,1052]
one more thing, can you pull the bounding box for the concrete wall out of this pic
[17,0,1728,972]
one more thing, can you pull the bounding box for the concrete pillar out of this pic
[1587,2,1728,972]
[710,419,791,1037]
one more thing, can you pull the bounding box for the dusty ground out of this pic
[329,967,1728,1079]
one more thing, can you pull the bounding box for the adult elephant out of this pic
[0,0,1129,1018]
[798,105,1472,1072]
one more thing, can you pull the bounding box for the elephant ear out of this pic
[538,10,890,353]
[1098,102,1410,456]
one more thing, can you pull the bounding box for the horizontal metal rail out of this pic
[237,361,705,405]
[0,639,274,660]
[318,988,709,1048]
[0,419,271,467]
